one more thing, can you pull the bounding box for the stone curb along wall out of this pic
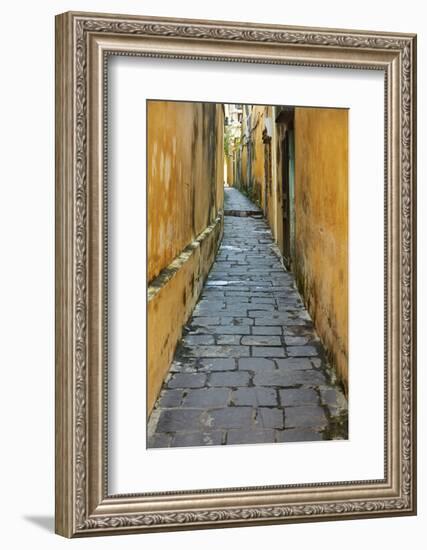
[147,216,223,415]
[147,101,224,415]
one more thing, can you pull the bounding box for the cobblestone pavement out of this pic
[148,188,348,448]
[224,186,261,214]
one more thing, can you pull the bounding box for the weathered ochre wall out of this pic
[225,155,234,186]
[273,120,289,257]
[241,144,248,192]
[148,101,223,282]
[249,106,266,209]
[236,106,267,209]
[264,106,276,234]
[294,107,348,390]
[147,101,224,414]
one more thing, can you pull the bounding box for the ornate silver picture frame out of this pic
[55,11,417,537]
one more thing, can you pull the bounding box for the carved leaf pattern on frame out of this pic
[70,17,414,531]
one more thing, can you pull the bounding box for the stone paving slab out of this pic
[232,387,278,406]
[224,187,262,214]
[209,371,251,387]
[148,187,348,448]
[279,388,319,407]
[285,405,328,430]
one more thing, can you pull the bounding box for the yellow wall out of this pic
[264,106,276,234]
[241,144,248,191]
[250,106,266,209]
[148,101,223,283]
[225,155,234,186]
[147,101,224,413]
[273,121,288,257]
[232,106,277,219]
[237,106,267,210]
[294,107,348,390]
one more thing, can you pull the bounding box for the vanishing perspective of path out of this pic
[148,188,348,448]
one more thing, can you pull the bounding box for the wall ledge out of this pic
[148,212,223,302]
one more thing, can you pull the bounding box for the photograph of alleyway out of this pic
[147,100,348,448]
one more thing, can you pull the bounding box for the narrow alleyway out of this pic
[148,188,348,448]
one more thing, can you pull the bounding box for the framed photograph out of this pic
[55,11,417,537]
